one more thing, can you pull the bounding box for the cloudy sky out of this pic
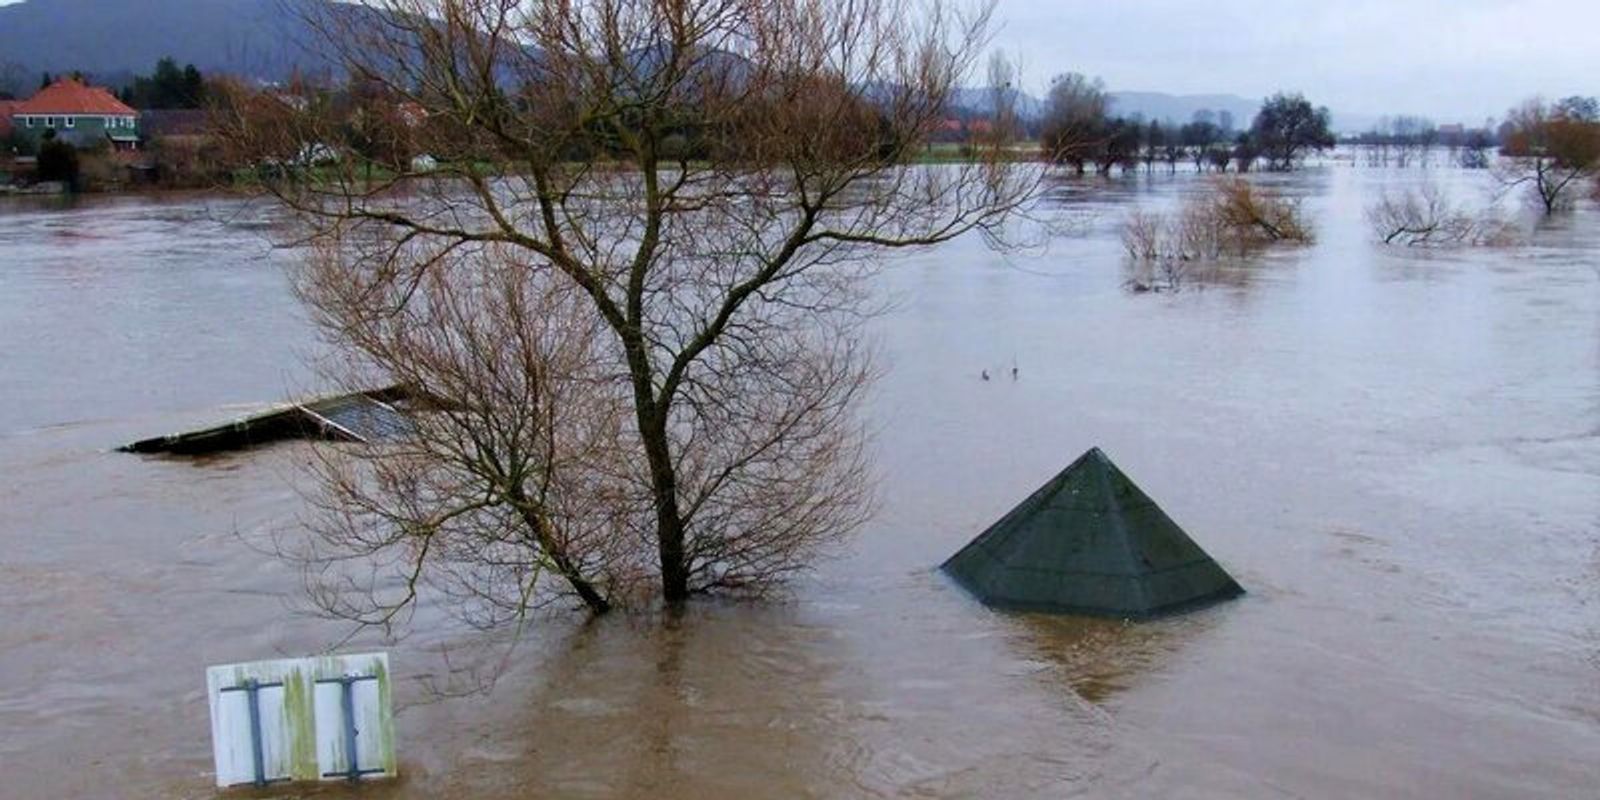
[992,0,1598,123]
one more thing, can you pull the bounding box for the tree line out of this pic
[1038,74,1335,174]
[1348,116,1497,168]
[118,57,207,109]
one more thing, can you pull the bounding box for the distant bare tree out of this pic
[1205,145,1232,173]
[1389,116,1436,168]
[1495,97,1600,214]
[1038,71,1108,174]
[1457,129,1493,169]
[217,0,1038,619]
[1249,92,1334,171]
[1090,116,1140,175]
[1180,119,1221,171]
[1232,135,1259,173]
[1160,129,1184,173]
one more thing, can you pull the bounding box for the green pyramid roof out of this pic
[942,448,1243,619]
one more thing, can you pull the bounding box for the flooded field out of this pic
[1,166,1597,798]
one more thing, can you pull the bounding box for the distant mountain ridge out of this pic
[0,0,343,87]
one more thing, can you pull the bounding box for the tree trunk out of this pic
[620,326,693,604]
[510,498,612,614]
[640,412,690,603]
[552,551,613,614]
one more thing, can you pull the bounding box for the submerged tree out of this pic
[1249,92,1334,171]
[218,0,1037,623]
[1366,182,1519,247]
[1495,97,1600,215]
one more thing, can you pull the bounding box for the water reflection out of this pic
[1001,614,1182,706]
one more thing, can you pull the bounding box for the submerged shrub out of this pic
[1207,178,1314,245]
[1120,178,1313,290]
[1366,183,1521,248]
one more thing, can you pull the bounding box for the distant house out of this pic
[9,78,141,151]
[932,117,994,143]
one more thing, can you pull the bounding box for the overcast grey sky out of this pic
[992,0,1599,123]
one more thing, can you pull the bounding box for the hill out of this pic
[0,0,341,89]
[1107,91,1261,127]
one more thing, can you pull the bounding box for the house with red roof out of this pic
[9,78,140,151]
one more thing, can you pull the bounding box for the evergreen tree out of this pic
[126,58,205,109]
[182,64,204,106]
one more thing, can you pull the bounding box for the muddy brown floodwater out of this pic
[1,167,1598,799]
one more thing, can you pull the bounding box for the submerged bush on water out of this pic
[1121,178,1313,291]
[1366,182,1521,248]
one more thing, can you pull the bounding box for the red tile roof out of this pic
[15,78,136,116]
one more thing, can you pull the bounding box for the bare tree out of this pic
[1205,145,1232,173]
[1458,129,1493,170]
[1366,182,1519,247]
[1495,97,1600,215]
[1389,116,1436,168]
[217,0,1038,620]
[1231,135,1259,173]
[291,246,634,621]
[1248,92,1334,171]
[1038,71,1108,174]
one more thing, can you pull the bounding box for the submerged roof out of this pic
[15,78,136,116]
[119,386,418,455]
[942,448,1243,619]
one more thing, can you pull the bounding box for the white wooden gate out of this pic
[205,653,396,788]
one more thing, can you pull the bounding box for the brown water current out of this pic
[1,167,1597,798]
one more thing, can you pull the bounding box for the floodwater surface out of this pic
[1,167,1597,798]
